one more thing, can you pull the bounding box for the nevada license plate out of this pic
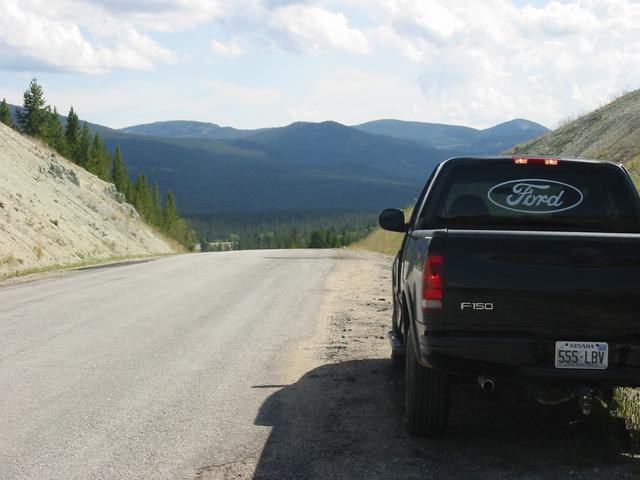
[555,341,608,369]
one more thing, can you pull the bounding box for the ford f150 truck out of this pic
[379,156,640,437]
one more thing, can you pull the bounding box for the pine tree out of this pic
[133,173,153,219]
[76,123,92,167]
[150,183,163,227]
[111,146,131,199]
[164,191,180,237]
[0,98,13,128]
[88,132,110,180]
[64,106,80,159]
[17,78,47,136]
[309,230,325,248]
[42,106,66,152]
[286,227,301,248]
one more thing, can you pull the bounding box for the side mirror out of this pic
[378,208,407,232]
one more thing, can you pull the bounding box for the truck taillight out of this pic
[512,156,560,166]
[422,254,443,311]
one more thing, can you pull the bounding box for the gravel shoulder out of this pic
[209,249,640,479]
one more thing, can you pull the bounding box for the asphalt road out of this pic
[0,250,336,480]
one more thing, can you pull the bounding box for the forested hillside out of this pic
[101,131,425,213]
[106,118,547,214]
[1,80,194,248]
[97,122,444,214]
[5,99,548,218]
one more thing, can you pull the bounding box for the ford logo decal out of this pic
[487,179,584,214]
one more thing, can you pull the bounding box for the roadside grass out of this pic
[610,388,640,453]
[350,207,412,256]
[349,227,404,256]
[147,223,189,253]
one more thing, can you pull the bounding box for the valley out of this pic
[8,102,547,215]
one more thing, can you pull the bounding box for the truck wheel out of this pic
[405,327,449,437]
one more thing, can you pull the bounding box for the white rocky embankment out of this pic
[0,123,177,278]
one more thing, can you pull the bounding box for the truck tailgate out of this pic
[443,230,640,337]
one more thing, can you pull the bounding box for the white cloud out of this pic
[381,0,465,42]
[521,2,600,36]
[210,39,246,57]
[0,0,176,74]
[202,0,640,127]
[200,0,640,128]
[362,0,640,127]
[207,2,371,56]
[31,0,226,32]
[5,0,640,129]
[268,5,371,54]
[0,0,370,73]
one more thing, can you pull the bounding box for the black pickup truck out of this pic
[379,156,640,437]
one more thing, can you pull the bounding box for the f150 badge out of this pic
[461,302,494,311]
[488,179,583,214]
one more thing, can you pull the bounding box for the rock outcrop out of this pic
[0,123,176,278]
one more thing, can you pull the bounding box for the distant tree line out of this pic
[189,210,377,251]
[1,79,195,248]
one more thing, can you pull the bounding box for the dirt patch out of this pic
[277,250,392,384]
[197,459,257,480]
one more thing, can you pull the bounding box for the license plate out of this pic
[555,341,608,370]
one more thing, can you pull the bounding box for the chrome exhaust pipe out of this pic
[478,376,495,392]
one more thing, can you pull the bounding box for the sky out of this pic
[1,0,640,130]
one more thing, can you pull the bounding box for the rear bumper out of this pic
[419,334,640,387]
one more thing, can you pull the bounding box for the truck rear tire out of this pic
[405,327,449,437]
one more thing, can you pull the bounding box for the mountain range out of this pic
[120,117,548,156]
[6,104,548,213]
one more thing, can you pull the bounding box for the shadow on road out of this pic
[253,359,640,479]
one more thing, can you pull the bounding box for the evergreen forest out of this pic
[188,210,377,251]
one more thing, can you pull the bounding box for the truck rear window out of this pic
[429,160,639,232]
